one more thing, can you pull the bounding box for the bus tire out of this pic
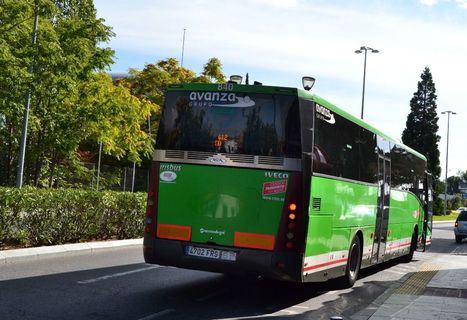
[455,236,462,244]
[344,235,362,287]
[401,230,417,263]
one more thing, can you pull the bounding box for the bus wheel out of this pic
[344,235,362,287]
[401,230,417,263]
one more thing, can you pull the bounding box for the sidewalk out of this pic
[352,247,467,320]
[0,238,143,264]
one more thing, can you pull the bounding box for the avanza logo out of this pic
[190,91,236,103]
[189,91,255,108]
[316,104,336,124]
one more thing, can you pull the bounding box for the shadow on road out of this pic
[0,257,413,320]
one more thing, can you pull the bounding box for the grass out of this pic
[433,211,459,221]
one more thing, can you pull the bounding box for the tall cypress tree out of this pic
[402,67,441,181]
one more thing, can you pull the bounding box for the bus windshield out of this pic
[156,91,301,158]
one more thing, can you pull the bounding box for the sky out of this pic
[94,0,466,179]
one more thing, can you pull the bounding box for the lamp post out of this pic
[355,46,379,120]
[181,28,186,67]
[441,110,456,215]
[16,2,39,188]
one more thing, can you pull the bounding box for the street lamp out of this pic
[355,46,379,120]
[16,3,39,188]
[441,110,456,215]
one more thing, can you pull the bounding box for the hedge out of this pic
[0,187,147,249]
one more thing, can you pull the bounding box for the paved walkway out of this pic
[352,246,467,320]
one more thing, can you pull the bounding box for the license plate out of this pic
[185,246,237,261]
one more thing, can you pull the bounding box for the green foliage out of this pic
[402,67,441,181]
[0,187,146,248]
[446,175,461,194]
[77,73,159,163]
[0,0,162,188]
[0,0,226,189]
[202,57,225,83]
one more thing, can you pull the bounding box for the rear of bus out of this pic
[143,83,311,281]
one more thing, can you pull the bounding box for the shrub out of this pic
[0,187,146,248]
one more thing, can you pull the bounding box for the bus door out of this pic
[371,139,391,263]
[418,172,433,251]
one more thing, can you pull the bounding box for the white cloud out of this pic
[420,0,467,8]
[455,0,467,9]
[95,0,467,176]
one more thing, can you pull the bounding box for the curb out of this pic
[432,220,455,224]
[0,238,143,264]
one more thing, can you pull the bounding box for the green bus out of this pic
[143,82,433,286]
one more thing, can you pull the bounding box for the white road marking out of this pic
[77,265,161,284]
[137,309,175,320]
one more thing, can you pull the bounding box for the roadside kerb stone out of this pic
[432,220,455,224]
[0,238,143,263]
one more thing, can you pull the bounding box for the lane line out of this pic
[77,265,161,284]
[137,309,175,320]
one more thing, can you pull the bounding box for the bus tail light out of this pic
[145,162,159,235]
[276,173,305,252]
[455,221,458,228]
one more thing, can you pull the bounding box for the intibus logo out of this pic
[315,104,336,124]
[189,91,255,108]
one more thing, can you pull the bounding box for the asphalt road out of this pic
[0,222,460,320]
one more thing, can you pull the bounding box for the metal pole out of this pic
[16,2,39,188]
[361,49,368,120]
[96,141,102,191]
[444,112,450,216]
[442,110,456,215]
[131,161,136,192]
[181,28,186,67]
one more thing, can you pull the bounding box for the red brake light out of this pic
[455,221,458,227]
[275,172,304,252]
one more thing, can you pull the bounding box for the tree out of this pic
[446,175,461,194]
[402,67,441,180]
[202,57,225,83]
[0,0,120,187]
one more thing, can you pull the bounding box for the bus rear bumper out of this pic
[144,238,303,282]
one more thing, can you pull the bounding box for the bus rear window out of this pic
[458,212,467,221]
[156,91,301,158]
